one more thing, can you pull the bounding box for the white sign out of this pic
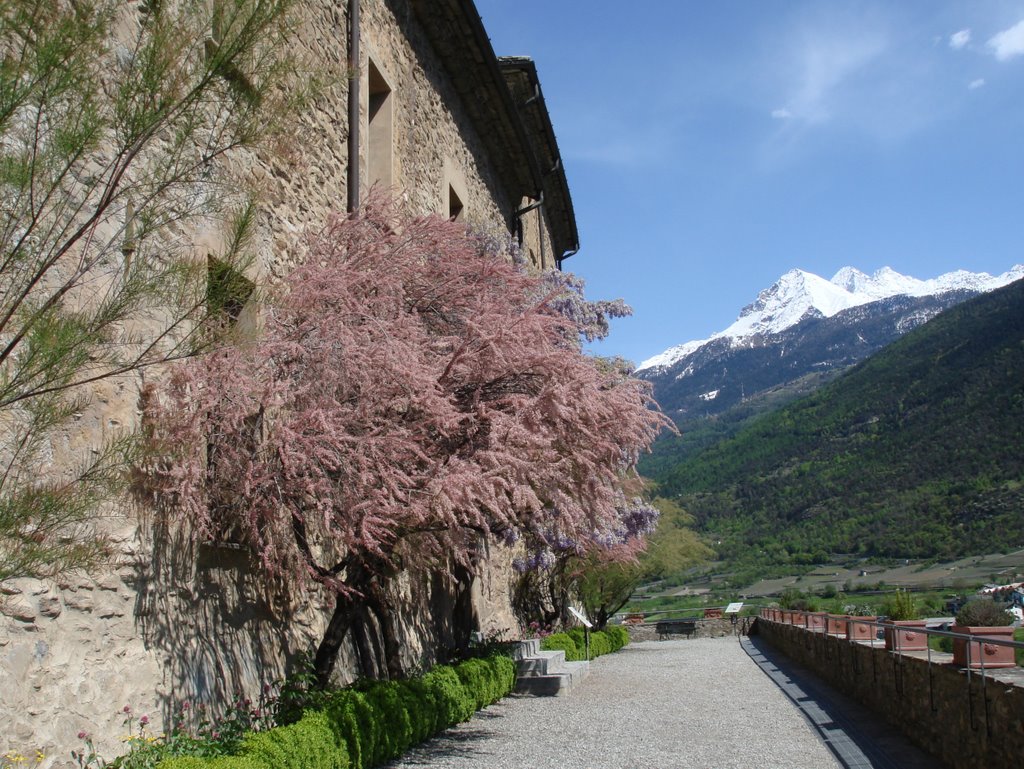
[724,602,744,614]
[568,606,593,628]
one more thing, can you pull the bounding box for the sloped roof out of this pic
[499,56,578,260]
[409,0,578,261]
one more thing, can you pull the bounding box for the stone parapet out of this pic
[757,618,1024,769]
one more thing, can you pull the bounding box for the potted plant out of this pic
[826,613,849,637]
[951,598,1017,669]
[844,605,879,643]
[881,589,927,652]
[806,610,828,631]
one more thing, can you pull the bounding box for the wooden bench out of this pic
[655,618,697,640]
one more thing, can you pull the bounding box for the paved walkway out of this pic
[386,636,869,769]
[743,636,941,769]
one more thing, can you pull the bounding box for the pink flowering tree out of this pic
[142,200,668,685]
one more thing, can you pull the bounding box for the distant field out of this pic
[742,549,1024,597]
[627,549,1024,613]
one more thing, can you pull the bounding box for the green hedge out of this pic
[540,625,629,661]
[159,654,516,769]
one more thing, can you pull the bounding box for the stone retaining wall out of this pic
[757,618,1024,769]
[626,616,748,643]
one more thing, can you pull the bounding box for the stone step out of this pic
[510,638,541,660]
[515,660,590,696]
[516,649,567,676]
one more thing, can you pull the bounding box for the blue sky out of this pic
[475,1,1024,365]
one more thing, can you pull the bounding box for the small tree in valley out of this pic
[142,200,669,685]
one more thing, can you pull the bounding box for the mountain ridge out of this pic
[638,264,1024,372]
[639,276,1024,576]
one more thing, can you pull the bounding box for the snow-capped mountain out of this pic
[639,265,1024,372]
[637,265,1024,420]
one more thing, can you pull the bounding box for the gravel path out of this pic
[385,638,843,769]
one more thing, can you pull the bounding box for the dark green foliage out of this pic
[240,711,348,769]
[881,589,919,621]
[778,588,818,612]
[540,632,578,659]
[641,278,1024,577]
[158,757,267,769]
[157,655,514,769]
[955,598,1014,627]
[540,627,629,661]
[419,665,474,729]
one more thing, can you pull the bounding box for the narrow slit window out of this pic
[368,59,393,190]
[447,185,464,221]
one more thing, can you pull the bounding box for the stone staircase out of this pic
[511,638,590,696]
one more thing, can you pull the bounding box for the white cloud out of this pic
[988,19,1024,61]
[949,29,971,50]
[771,108,792,119]
[969,78,986,89]
[781,27,888,125]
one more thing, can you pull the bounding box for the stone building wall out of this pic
[0,1,567,763]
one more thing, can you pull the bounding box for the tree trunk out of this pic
[314,592,360,688]
[366,583,403,680]
[353,605,386,679]
[452,563,478,651]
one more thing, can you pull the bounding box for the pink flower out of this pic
[78,731,89,740]
[139,715,150,726]
[123,705,132,713]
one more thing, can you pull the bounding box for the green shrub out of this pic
[240,712,347,769]
[158,758,266,769]
[956,599,1014,627]
[605,625,629,649]
[157,656,515,769]
[540,628,629,661]
[540,632,579,659]
[881,589,919,621]
[420,665,474,727]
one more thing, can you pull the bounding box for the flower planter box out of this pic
[806,612,827,631]
[826,614,850,637]
[846,616,878,642]
[883,620,928,652]
[951,625,1017,669]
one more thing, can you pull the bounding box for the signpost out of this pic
[568,607,593,660]
[725,602,744,626]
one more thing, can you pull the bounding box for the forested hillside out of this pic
[640,278,1024,574]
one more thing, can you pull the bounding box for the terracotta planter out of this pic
[806,611,827,631]
[883,620,928,652]
[826,614,850,637]
[951,625,1017,669]
[846,616,878,642]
